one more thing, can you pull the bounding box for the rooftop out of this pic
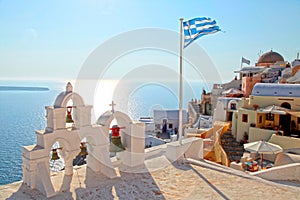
[257,50,284,65]
[251,83,300,97]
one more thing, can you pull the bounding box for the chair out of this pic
[248,161,259,172]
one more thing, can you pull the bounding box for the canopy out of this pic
[286,111,300,118]
[257,105,288,115]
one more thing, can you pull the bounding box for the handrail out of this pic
[188,102,198,124]
[213,123,231,166]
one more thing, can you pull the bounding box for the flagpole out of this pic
[240,57,243,69]
[179,18,183,145]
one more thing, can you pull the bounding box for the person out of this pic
[162,123,167,133]
[243,132,248,144]
[174,128,178,135]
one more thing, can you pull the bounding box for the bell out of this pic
[109,136,125,152]
[51,149,60,160]
[66,106,74,123]
[66,114,73,123]
[79,143,88,156]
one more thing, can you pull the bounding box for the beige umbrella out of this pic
[222,88,244,97]
[244,140,283,168]
[257,105,288,115]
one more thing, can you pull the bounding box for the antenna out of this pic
[257,50,262,58]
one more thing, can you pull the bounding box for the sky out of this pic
[0,0,300,82]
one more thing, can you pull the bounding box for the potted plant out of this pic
[250,123,256,127]
[253,104,259,110]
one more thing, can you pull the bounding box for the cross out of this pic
[109,100,116,113]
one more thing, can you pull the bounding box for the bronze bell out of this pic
[51,149,60,160]
[66,106,74,123]
[109,136,125,152]
[79,143,88,156]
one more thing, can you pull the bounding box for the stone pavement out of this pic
[1,157,300,199]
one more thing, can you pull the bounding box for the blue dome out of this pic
[252,83,300,97]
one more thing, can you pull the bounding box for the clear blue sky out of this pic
[1,0,299,82]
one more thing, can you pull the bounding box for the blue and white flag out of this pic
[242,57,250,65]
[183,17,221,48]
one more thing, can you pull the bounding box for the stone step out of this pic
[229,155,242,161]
[227,152,244,156]
[220,131,244,162]
[223,146,244,151]
[221,135,234,139]
[221,138,236,143]
[222,143,242,147]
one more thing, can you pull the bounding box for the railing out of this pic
[213,122,231,166]
[188,102,198,125]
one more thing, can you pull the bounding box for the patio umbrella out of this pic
[222,88,244,97]
[257,105,288,115]
[244,140,283,169]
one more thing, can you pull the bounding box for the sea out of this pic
[0,80,208,185]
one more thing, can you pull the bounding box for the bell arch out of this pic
[54,92,85,108]
[97,111,133,146]
[96,109,145,167]
[53,82,85,108]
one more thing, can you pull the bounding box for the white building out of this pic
[153,109,188,133]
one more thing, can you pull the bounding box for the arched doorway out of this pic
[204,102,212,115]
[280,102,291,135]
[281,102,291,109]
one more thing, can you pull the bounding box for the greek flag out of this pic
[242,57,250,65]
[183,17,221,48]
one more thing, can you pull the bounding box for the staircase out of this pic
[191,102,201,114]
[221,131,244,162]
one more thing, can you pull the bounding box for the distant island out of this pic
[0,86,49,91]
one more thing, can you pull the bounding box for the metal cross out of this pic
[109,100,116,113]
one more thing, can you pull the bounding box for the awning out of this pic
[286,111,300,117]
[234,66,266,74]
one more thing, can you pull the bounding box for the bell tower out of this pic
[22,82,117,198]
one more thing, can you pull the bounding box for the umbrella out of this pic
[244,140,283,169]
[257,105,288,115]
[222,88,244,97]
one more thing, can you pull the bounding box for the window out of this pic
[266,113,274,121]
[259,115,263,124]
[242,114,248,123]
[169,124,173,129]
[230,103,237,110]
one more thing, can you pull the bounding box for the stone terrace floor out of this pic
[1,156,300,200]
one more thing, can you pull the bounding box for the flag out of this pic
[183,17,221,48]
[242,57,250,65]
